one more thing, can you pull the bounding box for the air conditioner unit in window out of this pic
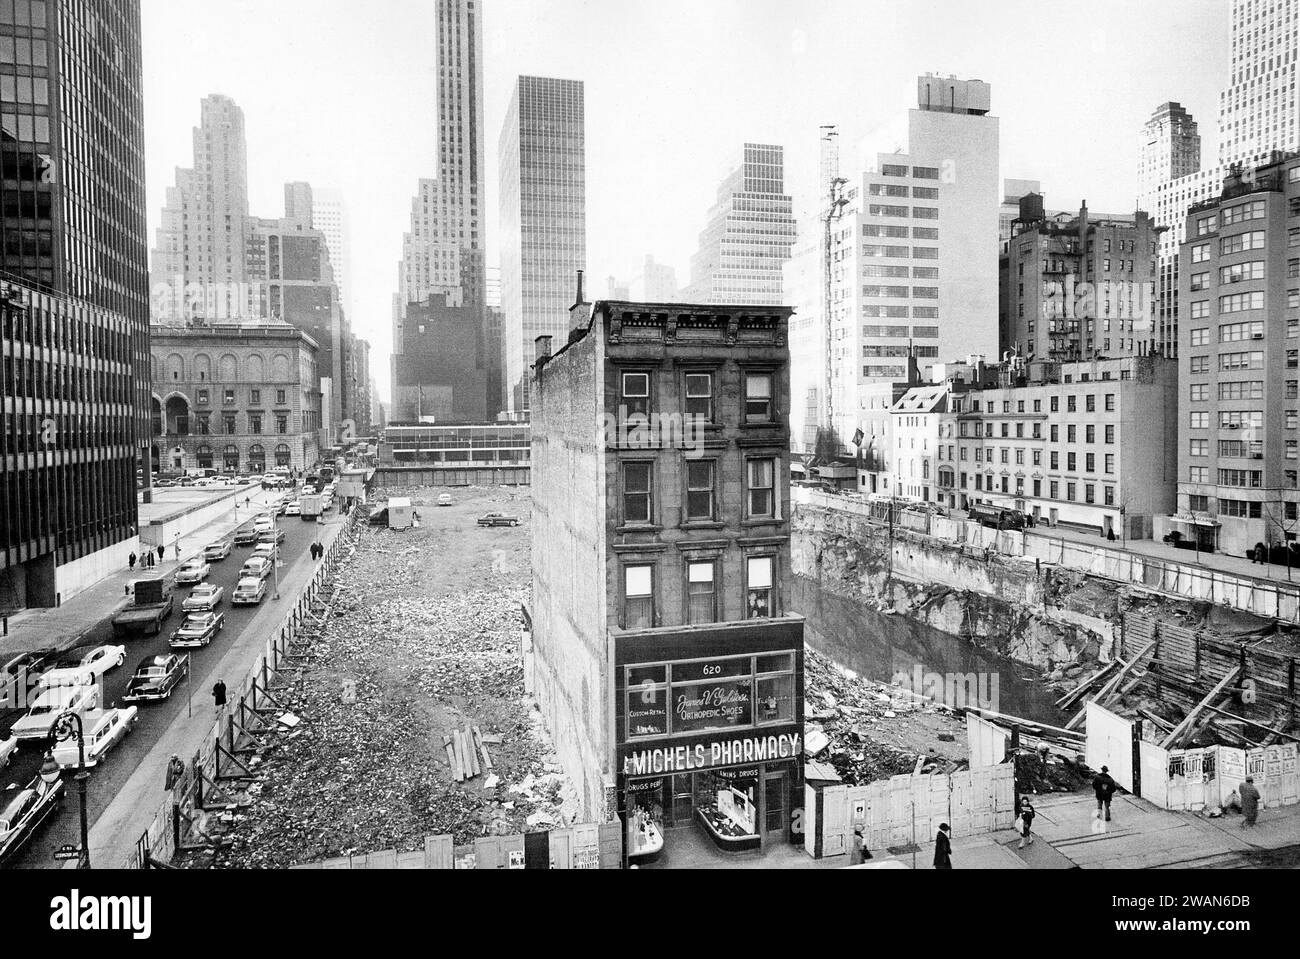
[1251,453,1264,460]
[1252,333,1265,339]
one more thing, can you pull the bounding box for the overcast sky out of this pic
[141,0,1227,399]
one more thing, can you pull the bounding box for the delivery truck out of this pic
[300,492,323,520]
[111,579,175,638]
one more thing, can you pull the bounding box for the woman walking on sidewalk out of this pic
[1017,797,1036,850]
[128,552,137,571]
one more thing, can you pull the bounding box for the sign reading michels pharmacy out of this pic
[621,732,802,776]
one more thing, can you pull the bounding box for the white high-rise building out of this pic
[151,94,251,319]
[1138,0,1300,356]
[311,188,351,318]
[682,144,797,305]
[787,75,1000,453]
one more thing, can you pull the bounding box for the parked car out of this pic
[259,527,286,545]
[170,611,225,649]
[0,777,63,866]
[284,501,302,517]
[203,539,232,562]
[178,477,196,487]
[240,557,273,582]
[234,527,261,547]
[2,649,56,694]
[43,645,126,684]
[252,543,280,564]
[154,479,176,488]
[253,515,275,533]
[123,655,189,703]
[8,683,100,742]
[0,735,14,771]
[438,493,453,507]
[174,559,211,585]
[182,583,224,613]
[231,577,268,606]
[51,707,139,769]
[477,513,521,528]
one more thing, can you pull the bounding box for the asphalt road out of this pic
[0,500,331,869]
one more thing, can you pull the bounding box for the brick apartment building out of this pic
[530,292,805,862]
[1172,153,1300,556]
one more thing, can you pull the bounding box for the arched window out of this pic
[223,445,240,471]
[275,444,292,467]
[197,445,213,469]
[248,444,266,472]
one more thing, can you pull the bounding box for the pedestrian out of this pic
[175,540,181,559]
[128,552,137,571]
[212,678,227,721]
[156,544,165,564]
[246,496,251,508]
[934,823,953,869]
[1094,765,1117,822]
[1239,776,1261,828]
[1017,797,1036,850]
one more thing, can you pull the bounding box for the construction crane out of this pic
[817,125,849,466]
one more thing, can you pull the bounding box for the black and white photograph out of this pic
[0,0,1292,942]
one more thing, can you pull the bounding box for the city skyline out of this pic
[141,0,1226,402]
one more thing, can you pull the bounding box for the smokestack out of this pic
[535,335,553,365]
[574,270,586,309]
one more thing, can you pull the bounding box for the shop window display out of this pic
[695,769,760,851]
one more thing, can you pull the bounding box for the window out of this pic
[744,373,773,423]
[1067,396,1077,412]
[276,390,286,405]
[1220,261,1265,284]
[1086,394,1096,413]
[1219,295,1265,316]
[250,389,261,406]
[1105,454,1115,475]
[746,557,775,619]
[624,566,654,629]
[621,372,650,416]
[1189,300,1209,319]
[1190,412,1209,429]
[1220,200,1265,226]
[196,389,210,405]
[1191,243,1210,263]
[250,415,262,435]
[1086,425,1096,444]
[747,459,776,518]
[686,562,716,624]
[224,415,236,435]
[623,463,653,525]
[1219,381,1264,400]
[276,416,288,435]
[1220,231,1266,255]
[223,389,235,405]
[1190,356,1210,373]
[1189,467,1209,484]
[1190,328,1209,347]
[686,460,715,521]
[1219,351,1264,371]
[1068,453,1077,472]
[1190,439,1208,457]
[685,373,713,420]
[1105,425,1115,444]
[1189,272,1210,292]
[1104,394,1115,412]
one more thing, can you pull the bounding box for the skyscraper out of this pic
[392,0,488,417]
[311,187,351,318]
[1,0,151,610]
[151,95,251,316]
[1139,0,1300,356]
[498,74,586,413]
[682,144,796,306]
[786,76,1000,454]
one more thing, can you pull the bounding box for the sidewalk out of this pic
[0,487,284,659]
[1024,521,1300,589]
[883,791,1300,869]
[86,512,349,869]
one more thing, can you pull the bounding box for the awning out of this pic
[790,463,808,474]
[1168,516,1221,529]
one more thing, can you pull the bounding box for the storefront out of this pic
[615,621,805,864]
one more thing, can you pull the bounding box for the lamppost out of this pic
[41,710,90,869]
[272,507,281,601]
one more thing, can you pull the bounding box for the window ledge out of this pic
[679,520,725,531]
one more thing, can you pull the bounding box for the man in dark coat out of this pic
[1094,766,1117,821]
[1239,777,1261,827]
[156,544,165,564]
[212,678,227,721]
[934,823,953,869]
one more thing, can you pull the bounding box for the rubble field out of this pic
[193,486,579,868]
[804,647,971,784]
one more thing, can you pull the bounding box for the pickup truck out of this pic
[111,579,174,638]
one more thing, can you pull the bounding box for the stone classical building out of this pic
[150,323,323,474]
[531,296,805,858]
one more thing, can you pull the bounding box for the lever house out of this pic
[531,291,806,865]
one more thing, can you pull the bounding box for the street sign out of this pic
[53,844,82,861]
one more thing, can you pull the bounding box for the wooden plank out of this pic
[1066,636,1161,731]
[424,835,453,869]
[1161,667,1241,749]
[1202,704,1300,743]
[464,728,480,777]
[450,731,466,781]
[473,726,493,771]
[442,735,459,781]
[1056,661,1120,710]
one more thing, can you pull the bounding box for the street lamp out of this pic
[45,711,90,869]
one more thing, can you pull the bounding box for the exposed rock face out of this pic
[792,506,1115,671]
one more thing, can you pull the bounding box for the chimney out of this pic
[535,335,553,366]
[570,269,592,331]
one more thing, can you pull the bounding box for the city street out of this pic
[0,500,330,870]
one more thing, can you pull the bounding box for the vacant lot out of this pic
[207,486,579,868]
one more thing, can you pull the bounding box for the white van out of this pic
[52,708,138,769]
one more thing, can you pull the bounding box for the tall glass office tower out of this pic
[498,75,586,413]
